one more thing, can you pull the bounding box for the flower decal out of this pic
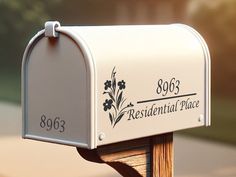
[103,99,113,111]
[104,80,111,90]
[103,67,133,128]
[118,80,126,90]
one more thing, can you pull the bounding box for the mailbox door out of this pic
[23,32,93,148]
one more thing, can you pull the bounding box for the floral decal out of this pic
[104,80,112,90]
[103,67,134,128]
[118,80,126,90]
[103,99,113,111]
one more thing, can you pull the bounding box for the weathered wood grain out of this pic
[77,133,173,177]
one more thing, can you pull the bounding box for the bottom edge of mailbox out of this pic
[23,134,91,149]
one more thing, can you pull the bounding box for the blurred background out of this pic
[0,0,235,145]
[0,0,235,177]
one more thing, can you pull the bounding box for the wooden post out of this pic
[77,133,173,177]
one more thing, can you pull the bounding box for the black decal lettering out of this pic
[127,109,135,120]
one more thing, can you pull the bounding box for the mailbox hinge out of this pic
[44,21,61,38]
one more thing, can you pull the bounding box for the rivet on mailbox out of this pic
[22,21,210,149]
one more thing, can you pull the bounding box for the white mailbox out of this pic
[22,21,210,149]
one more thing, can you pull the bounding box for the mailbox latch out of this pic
[44,21,60,38]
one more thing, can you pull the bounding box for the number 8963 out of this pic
[40,115,65,133]
[156,78,180,96]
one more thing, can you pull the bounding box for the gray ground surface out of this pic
[0,102,235,177]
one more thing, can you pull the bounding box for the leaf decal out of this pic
[111,67,116,79]
[109,113,113,124]
[117,91,123,110]
[112,77,116,94]
[113,113,125,127]
[108,92,115,102]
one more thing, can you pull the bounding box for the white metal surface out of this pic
[22,22,211,149]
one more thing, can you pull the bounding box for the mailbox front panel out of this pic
[23,33,92,148]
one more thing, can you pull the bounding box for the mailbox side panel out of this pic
[22,32,94,148]
[71,25,210,147]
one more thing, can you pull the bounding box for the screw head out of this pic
[198,114,204,122]
[98,132,105,141]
